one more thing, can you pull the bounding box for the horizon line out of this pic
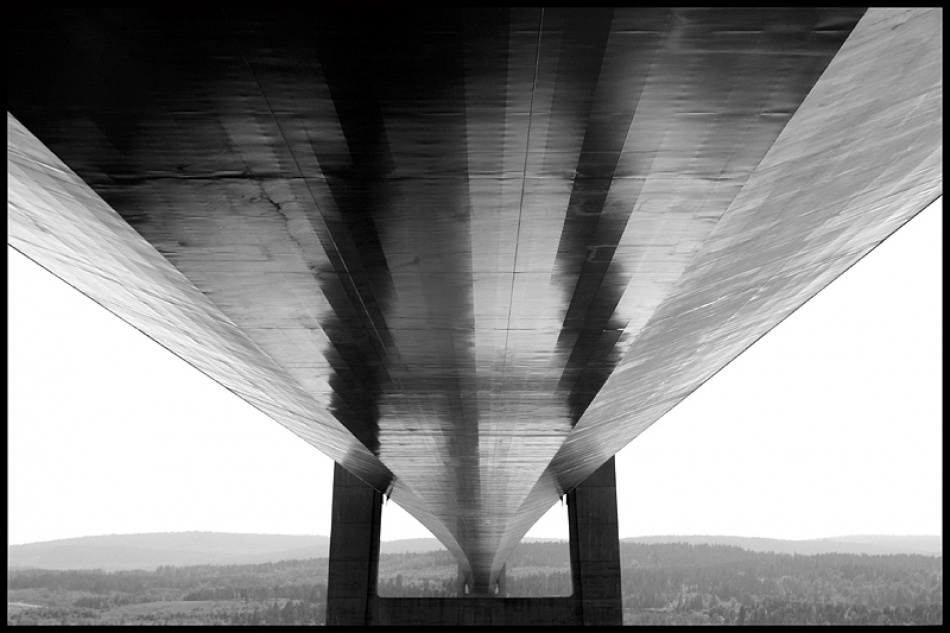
[9,530,942,548]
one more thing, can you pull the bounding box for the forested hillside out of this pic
[8,543,942,625]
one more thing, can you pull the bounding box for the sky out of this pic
[7,198,942,546]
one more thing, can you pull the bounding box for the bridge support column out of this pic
[326,463,382,626]
[325,458,622,625]
[568,456,623,625]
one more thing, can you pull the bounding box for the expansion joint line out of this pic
[502,8,544,374]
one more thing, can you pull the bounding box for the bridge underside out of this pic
[7,8,942,597]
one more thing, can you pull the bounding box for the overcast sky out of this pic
[7,198,942,546]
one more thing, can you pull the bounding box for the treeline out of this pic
[7,543,942,625]
[616,543,942,625]
[619,543,942,608]
[8,559,333,625]
[376,550,455,596]
[373,543,574,597]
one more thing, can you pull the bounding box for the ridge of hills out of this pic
[7,531,940,572]
[622,534,942,557]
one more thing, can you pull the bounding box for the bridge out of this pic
[7,8,941,625]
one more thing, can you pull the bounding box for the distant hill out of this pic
[8,532,939,571]
[380,538,445,554]
[622,535,942,557]
[6,532,456,571]
[7,532,331,571]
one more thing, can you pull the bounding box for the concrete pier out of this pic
[568,457,623,625]
[326,463,383,626]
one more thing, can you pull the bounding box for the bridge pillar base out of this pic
[325,458,622,625]
[568,456,623,625]
[457,563,507,596]
[325,463,382,626]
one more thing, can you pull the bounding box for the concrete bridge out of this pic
[8,8,941,625]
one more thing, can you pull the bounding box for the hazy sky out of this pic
[7,198,942,546]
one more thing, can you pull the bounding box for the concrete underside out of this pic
[327,459,621,625]
[7,8,943,592]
